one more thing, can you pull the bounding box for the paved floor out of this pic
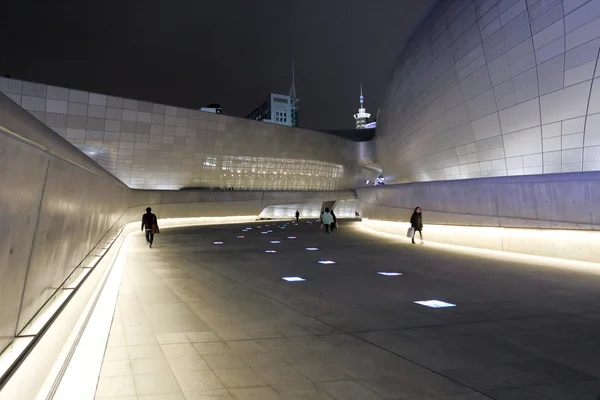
[95,220,600,400]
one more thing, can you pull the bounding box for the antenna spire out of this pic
[289,60,297,101]
[359,82,364,107]
[289,60,299,127]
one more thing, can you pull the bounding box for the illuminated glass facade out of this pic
[187,155,345,191]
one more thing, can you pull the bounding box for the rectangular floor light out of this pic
[414,300,456,308]
[282,277,305,282]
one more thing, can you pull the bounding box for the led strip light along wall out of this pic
[356,220,600,273]
[0,227,124,392]
[0,216,264,399]
[47,236,131,400]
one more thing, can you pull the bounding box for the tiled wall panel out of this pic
[0,78,362,191]
[377,0,600,182]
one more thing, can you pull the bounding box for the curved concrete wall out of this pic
[0,92,356,361]
[357,171,600,230]
[258,198,359,219]
[134,189,357,221]
[377,0,600,184]
[0,77,368,191]
[0,94,131,355]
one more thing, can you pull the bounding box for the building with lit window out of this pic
[246,62,299,127]
[246,93,298,127]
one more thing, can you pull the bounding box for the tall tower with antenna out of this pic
[289,60,299,127]
[353,83,370,129]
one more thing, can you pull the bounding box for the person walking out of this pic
[295,210,300,224]
[410,207,423,244]
[141,207,159,248]
[321,208,333,234]
[330,209,337,232]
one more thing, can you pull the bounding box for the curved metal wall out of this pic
[0,93,131,355]
[0,77,364,191]
[0,92,358,396]
[0,91,359,354]
[377,0,600,184]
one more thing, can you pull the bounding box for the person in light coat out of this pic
[321,208,333,234]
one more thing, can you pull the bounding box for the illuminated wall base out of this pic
[259,203,323,219]
[361,219,600,265]
[0,229,124,400]
[155,216,257,229]
[259,199,359,219]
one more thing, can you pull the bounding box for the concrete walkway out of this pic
[94,221,600,400]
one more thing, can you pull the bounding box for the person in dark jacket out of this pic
[295,210,300,223]
[410,207,423,244]
[330,209,337,232]
[141,207,159,248]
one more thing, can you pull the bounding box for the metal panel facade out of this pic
[376,0,600,183]
[0,78,362,191]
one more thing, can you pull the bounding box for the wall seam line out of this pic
[525,0,544,224]
[14,154,51,336]
[581,33,600,162]
[476,0,504,180]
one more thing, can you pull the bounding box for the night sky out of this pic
[0,0,435,130]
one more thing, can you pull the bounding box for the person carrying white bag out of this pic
[408,207,423,245]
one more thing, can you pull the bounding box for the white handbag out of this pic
[407,227,415,238]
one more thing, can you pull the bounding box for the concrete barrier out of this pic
[358,175,600,231]
[361,219,600,264]
[358,176,600,264]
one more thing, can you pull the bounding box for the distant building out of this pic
[247,62,299,127]
[200,103,222,114]
[247,93,298,126]
[353,83,371,129]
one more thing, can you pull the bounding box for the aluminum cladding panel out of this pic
[377,0,600,183]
